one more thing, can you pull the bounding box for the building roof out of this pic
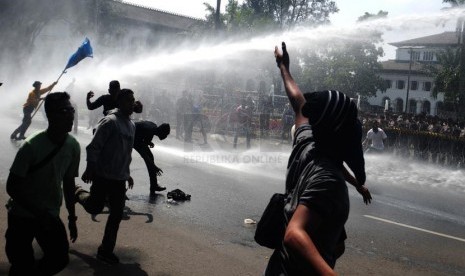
[389,32,459,47]
[114,1,204,31]
[380,60,439,74]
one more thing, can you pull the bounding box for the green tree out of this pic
[423,48,462,116]
[245,0,339,28]
[202,0,339,34]
[442,0,465,6]
[357,10,388,22]
[443,0,465,118]
[297,11,387,98]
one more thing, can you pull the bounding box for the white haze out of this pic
[2,8,463,114]
[1,6,464,196]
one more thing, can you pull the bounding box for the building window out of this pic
[423,51,434,61]
[385,79,392,89]
[422,100,431,114]
[423,81,432,91]
[411,81,418,90]
[397,80,405,89]
[411,51,420,61]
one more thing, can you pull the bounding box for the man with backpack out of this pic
[5,92,80,275]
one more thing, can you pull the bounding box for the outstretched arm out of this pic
[38,81,58,95]
[86,91,102,110]
[274,42,307,128]
[343,165,372,205]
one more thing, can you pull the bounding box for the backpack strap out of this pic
[29,136,67,173]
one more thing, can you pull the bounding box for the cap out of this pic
[33,81,42,87]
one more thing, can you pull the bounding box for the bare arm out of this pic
[274,42,307,128]
[63,177,78,242]
[284,204,337,276]
[86,91,101,110]
[343,165,372,205]
[38,81,58,95]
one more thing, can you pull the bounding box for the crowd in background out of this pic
[360,111,465,168]
[360,111,465,139]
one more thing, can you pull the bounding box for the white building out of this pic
[369,32,459,116]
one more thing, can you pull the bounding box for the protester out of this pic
[11,80,57,140]
[186,93,208,144]
[183,93,194,143]
[363,120,388,153]
[5,92,79,275]
[86,80,121,116]
[175,91,190,140]
[264,42,370,275]
[86,80,142,131]
[134,120,170,196]
[233,98,252,149]
[75,89,136,264]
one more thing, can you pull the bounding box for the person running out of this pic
[5,92,79,275]
[75,89,136,264]
[11,80,57,140]
[264,42,370,275]
[134,120,170,196]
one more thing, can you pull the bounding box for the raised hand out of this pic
[274,42,290,70]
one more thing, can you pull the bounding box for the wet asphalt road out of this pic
[1,116,464,275]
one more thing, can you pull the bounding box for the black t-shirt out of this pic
[88,94,116,116]
[134,121,157,146]
[265,124,349,275]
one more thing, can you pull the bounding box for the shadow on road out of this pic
[91,206,153,223]
[69,249,149,276]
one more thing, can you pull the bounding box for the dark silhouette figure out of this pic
[264,43,371,275]
[134,121,170,196]
[86,80,121,116]
[11,80,57,140]
[76,89,136,265]
[6,92,79,275]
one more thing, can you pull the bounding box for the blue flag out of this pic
[64,38,93,70]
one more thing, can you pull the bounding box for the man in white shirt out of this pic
[364,121,387,153]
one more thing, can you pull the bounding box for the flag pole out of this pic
[30,69,67,119]
[30,37,92,119]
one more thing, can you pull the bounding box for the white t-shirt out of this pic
[366,128,387,150]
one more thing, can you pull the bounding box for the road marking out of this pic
[364,215,465,243]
